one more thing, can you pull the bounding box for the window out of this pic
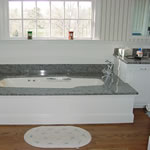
[132,0,150,36]
[8,0,93,39]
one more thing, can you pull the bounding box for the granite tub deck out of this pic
[0,65,137,124]
[0,64,137,95]
[0,75,137,95]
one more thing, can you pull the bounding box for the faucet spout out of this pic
[102,60,114,83]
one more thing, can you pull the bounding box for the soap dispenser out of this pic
[136,48,143,59]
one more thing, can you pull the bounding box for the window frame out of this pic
[0,0,99,40]
[129,0,150,40]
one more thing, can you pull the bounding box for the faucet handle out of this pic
[66,69,71,76]
[102,68,107,74]
[105,60,113,64]
[108,64,113,70]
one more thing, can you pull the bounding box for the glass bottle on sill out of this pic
[27,31,32,40]
[68,31,74,40]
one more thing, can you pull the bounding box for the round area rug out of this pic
[24,126,92,148]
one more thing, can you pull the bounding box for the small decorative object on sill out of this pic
[27,31,32,40]
[68,31,74,40]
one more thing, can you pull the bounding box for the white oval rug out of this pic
[24,126,92,148]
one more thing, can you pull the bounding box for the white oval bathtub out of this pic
[0,76,104,88]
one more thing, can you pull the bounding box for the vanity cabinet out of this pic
[114,57,150,108]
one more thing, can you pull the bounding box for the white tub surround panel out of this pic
[0,95,135,124]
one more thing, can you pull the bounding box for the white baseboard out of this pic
[134,104,146,108]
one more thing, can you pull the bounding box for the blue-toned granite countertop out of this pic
[114,48,150,64]
[0,64,138,96]
[115,55,150,64]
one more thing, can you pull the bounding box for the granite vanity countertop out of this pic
[114,48,150,64]
[0,74,138,96]
[114,54,150,64]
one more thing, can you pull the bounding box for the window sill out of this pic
[1,37,100,41]
[129,35,150,41]
[0,38,100,44]
[8,37,97,41]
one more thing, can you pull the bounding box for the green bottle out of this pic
[28,31,32,40]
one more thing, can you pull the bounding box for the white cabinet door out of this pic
[114,57,150,108]
[125,65,150,107]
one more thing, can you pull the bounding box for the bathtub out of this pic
[0,76,104,88]
[0,75,136,125]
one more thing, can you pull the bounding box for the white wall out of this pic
[0,40,150,64]
[0,40,113,64]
